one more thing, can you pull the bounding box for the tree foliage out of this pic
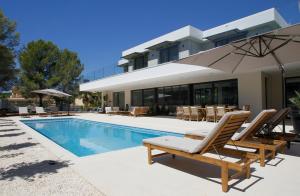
[18,40,84,105]
[55,49,83,95]
[79,92,102,109]
[0,9,19,89]
[19,40,60,97]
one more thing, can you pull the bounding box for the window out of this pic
[123,65,128,72]
[159,45,179,64]
[134,54,148,70]
[143,88,156,107]
[193,80,238,106]
[131,90,143,106]
[157,85,190,106]
[130,80,238,115]
[113,91,125,109]
[215,33,246,47]
[286,77,300,108]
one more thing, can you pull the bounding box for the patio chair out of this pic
[205,106,215,122]
[143,111,254,192]
[19,107,30,117]
[190,106,203,121]
[35,107,48,116]
[105,107,113,114]
[182,106,191,121]
[186,109,286,167]
[216,106,226,121]
[113,107,119,112]
[258,108,296,148]
[176,106,183,119]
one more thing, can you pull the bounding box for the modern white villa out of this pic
[80,8,300,118]
[3,6,300,196]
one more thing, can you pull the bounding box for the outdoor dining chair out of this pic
[205,106,215,122]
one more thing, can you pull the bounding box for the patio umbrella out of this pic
[32,89,72,115]
[176,24,300,132]
[32,89,71,98]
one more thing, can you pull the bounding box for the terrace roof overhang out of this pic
[79,63,222,92]
[145,41,178,50]
[121,52,144,60]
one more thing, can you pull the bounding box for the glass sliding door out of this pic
[143,88,156,114]
[193,79,238,106]
[214,80,238,105]
[194,83,214,106]
[131,90,143,106]
[130,79,238,115]
[113,91,125,110]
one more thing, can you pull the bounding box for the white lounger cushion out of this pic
[19,107,28,114]
[35,107,46,114]
[143,136,204,153]
[105,107,112,113]
[144,111,250,153]
[231,109,276,140]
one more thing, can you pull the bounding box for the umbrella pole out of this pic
[281,69,286,134]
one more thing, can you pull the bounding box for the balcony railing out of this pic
[81,64,123,83]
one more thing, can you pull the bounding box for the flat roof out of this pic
[121,8,288,58]
[80,63,222,92]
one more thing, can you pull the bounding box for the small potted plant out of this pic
[289,91,300,134]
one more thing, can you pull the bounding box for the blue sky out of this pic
[1,0,299,77]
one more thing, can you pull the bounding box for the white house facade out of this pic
[80,8,300,117]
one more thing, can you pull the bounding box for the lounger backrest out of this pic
[35,107,45,114]
[267,108,290,129]
[232,109,277,141]
[197,111,251,154]
[19,107,28,114]
[105,107,112,113]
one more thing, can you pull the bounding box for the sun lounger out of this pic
[258,108,297,148]
[35,107,48,116]
[130,107,149,117]
[19,107,30,117]
[186,109,287,167]
[144,111,255,192]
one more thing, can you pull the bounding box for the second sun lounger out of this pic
[35,107,48,116]
[186,109,287,167]
[143,111,255,192]
[19,107,30,117]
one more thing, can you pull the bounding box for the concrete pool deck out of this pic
[3,113,300,196]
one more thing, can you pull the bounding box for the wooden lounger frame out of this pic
[257,108,297,148]
[186,109,286,167]
[144,112,256,192]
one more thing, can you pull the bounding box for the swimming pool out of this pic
[21,118,181,157]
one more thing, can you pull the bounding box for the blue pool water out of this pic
[21,118,181,157]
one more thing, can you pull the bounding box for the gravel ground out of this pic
[0,120,105,196]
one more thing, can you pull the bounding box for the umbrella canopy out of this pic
[176,24,300,133]
[176,24,300,73]
[32,89,71,98]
